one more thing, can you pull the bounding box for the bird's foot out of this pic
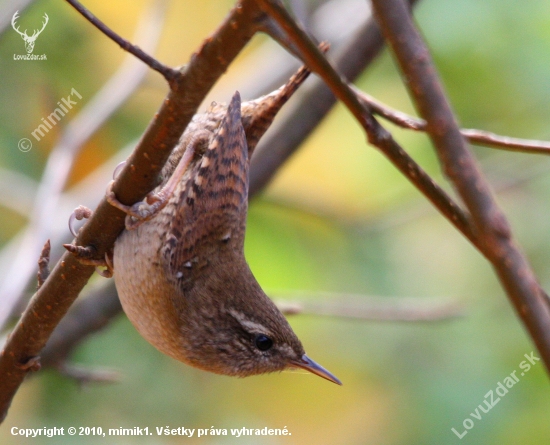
[65,205,114,277]
[106,136,200,230]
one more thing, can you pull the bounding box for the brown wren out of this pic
[106,69,341,385]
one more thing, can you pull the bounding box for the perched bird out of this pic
[106,69,341,385]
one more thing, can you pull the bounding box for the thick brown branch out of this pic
[355,88,550,155]
[0,0,263,423]
[371,0,550,373]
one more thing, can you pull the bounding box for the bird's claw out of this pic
[105,180,163,230]
[68,205,92,237]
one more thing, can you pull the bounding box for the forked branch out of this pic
[370,0,550,372]
[254,0,550,373]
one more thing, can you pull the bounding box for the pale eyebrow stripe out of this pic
[229,309,273,336]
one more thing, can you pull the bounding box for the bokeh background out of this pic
[1,0,550,443]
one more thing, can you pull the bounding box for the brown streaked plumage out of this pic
[111,71,341,385]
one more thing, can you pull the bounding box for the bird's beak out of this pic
[290,354,342,385]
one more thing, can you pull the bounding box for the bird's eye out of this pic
[254,334,273,351]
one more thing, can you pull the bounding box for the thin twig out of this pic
[462,129,550,154]
[64,0,177,82]
[355,88,550,155]
[371,0,550,374]
[275,294,464,322]
[56,362,121,386]
[38,279,463,373]
[0,0,263,424]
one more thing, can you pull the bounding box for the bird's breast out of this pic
[113,207,191,362]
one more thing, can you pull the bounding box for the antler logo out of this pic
[11,11,49,54]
